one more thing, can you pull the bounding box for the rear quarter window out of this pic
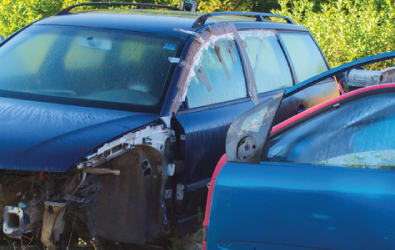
[278,32,328,83]
[240,29,294,94]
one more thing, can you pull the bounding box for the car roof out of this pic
[271,83,395,134]
[34,9,308,39]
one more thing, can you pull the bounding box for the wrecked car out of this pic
[204,51,395,249]
[0,1,340,248]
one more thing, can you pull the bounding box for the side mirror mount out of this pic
[225,91,284,164]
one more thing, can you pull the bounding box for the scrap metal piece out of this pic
[3,206,25,238]
[165,189,172,199]
[24,201,44,232]
[380,66,395,84]
[3,202,43,238]
[347,66,395,87]
[176,184,185,201]
[84,208,99,250]
[41,201,66,250]
[347,69,380,87]
[85,168,120,175]
[167,164,176,176]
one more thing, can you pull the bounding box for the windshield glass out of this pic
[0,25,183,112]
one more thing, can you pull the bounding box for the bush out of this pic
[273,0,395,69]
[0,0,63,37]
[1,0,394,70]
[0,0,260,38]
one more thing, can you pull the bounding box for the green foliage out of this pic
[274,0,395,69]
[1,0,394,70]
[0,0,259,37]
[195,0,257,12]
[0,0,63,37]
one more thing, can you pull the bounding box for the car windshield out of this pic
[0,25,183,112]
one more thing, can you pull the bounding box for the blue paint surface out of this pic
[36,9,201,39]
[0,97,158,172]
[208,162,395,249]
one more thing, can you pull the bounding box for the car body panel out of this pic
[272,83,395,135]
[205,76,395,248]
[175,98,255,219]
[169,20,338,230]
[208,161,395,249]
[35,9,201,38]
[0,97,158,172]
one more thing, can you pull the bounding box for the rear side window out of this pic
[278,32,328,83]
[240,30,293,93]
[187,38,247,109]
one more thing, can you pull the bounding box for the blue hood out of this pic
[0,97,159,172]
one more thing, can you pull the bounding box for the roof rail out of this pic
[57,2,180,15]
[192,12,296,28]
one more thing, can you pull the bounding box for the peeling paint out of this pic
[171,22,260,113]
[176,184,185,200]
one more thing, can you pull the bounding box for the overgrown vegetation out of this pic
[274,0,395,69]
[0,0,261,37]
[169,207,203,250]
[1,0,394,69]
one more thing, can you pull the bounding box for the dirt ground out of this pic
[0,229,203,250]
[169,229,203,250]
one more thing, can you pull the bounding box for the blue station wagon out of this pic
[0,2,339,248]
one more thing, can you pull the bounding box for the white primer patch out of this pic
[176,33,236,109]
[239,29,277,41]
[168,57,181,63]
